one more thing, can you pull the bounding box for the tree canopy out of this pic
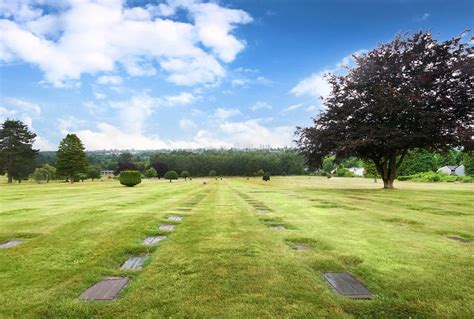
[296,31,473,188]
[0,119,38,183]
[56,134,88,183]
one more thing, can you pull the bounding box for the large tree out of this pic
[0,119,38,183]
[56,134,88,183]
[296,31,473,188]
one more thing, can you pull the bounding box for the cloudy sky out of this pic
[0,0,472,151]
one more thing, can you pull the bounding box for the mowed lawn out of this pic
[0,177,473,318]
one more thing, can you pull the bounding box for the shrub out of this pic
[119,170,142,187]
[208,169,216,177]
[256,169,265,176]
[32,167,49,183]
[164,170,179,182]
[263,172,271,181]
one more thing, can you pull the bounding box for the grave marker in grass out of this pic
[0,239,23,249]
[167,215,183,222]
[80,277,128,301]
[270,226,286,231]
[121,256,149,270]
[159,224,176,232]
[322,272,373,299]
[142,236,166,245]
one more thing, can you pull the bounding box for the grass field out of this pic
[0,177,473,318]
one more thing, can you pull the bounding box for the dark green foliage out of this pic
[115,152,137,175]
[463,152,474,176]
[296,31,473,188]
[208,169,216,177]
[144,167,157,178]
[87,166,100,181]
[335,165,354,177]
[0,119,38,183]
[56,134,88,183]
[165,170,179,182]
[119,170,142,187]
[262,172,270,181]
[181,170,190,180]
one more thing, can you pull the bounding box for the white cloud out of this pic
[291,49,366,100]
[215,107,241,120]
[290,72,331,99]
[250,101,272,111]
[179,118,197,130]
[109,93,160,134]
[96,75,123,85]
[282,103,305,112]
[219,119,293,148]
[75,122,168,151]
[165,92,196,106]
[3,97,41,115]
[34,135,55,151]
[0,0,252,87]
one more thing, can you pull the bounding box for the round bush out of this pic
[119,170,142,187]
[262,172,271,181]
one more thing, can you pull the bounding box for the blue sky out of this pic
[1,0,472,150]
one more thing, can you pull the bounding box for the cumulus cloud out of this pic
[214,107,241,120]
[164,92,196,106]
[3,97,41,115]
[96,75,123,85]
[290,49,366,99]
[0,0,252,87]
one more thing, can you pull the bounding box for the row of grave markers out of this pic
[78,196,203,301]
[239,190,374,299]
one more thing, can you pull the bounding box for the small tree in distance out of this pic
[56,134,88,183]
[144,167,157,178]
[32,167,49,183]
[88,167,100,181]
[181,170,190,180]
[208,169,216,177]
[165,170,179,182]
[256,169,265,176]
[263,172,270,181]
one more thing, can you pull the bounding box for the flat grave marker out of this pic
[159,224,176,232]
[270,226,287,231]
[322,272,373,299]
[447,235,472,243]
[292,243,311,251]
[120,256,149,270]
[167,215,183,222]
[142,236,166,245]
[256,209,270,214]
[0,240,23,249]
[80,277,128,301]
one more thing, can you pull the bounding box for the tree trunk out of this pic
[382,178,394,189]
[69,175,74,184]
[7,158,13,183]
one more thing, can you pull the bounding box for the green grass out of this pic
[0,177,473,318]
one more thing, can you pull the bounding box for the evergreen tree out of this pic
[56,134,88,183]
[0,119,38,183]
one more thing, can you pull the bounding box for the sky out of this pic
[0,0,473,151]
